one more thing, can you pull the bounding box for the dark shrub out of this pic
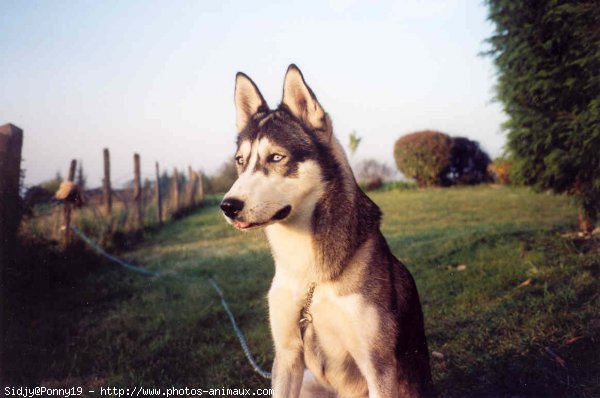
[443,137,492,185]
[364,177,383,191]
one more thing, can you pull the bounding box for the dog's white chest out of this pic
[269,278,377,396]
[265,223,379,396]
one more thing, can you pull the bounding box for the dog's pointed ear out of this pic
[235,72,268,132]
[282,64,326,130]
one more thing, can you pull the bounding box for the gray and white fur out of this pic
[220,64,433,398]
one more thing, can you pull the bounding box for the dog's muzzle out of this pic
[220,198,292,230]
[220,197,244,219]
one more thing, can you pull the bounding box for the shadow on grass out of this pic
[1,238,130,385]
[424,234,600,398]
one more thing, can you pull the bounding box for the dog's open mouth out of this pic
[233,205,292,230]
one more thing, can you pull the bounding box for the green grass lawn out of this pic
[3,186,599,397]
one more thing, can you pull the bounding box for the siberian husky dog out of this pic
[220,65,433,398]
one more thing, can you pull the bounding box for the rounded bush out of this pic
[393,130,452,187]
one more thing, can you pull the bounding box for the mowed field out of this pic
[4,186,599,397]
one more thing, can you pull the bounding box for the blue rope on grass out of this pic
[209,278,272,379]
[70,225,159,277]
[70,225,272,379]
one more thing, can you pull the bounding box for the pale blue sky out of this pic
[0,0,505,187]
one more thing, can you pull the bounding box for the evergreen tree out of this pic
[485,1,600,232]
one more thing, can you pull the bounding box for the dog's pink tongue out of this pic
[234,221,250,229]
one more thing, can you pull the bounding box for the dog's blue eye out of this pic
[269,154,284,163]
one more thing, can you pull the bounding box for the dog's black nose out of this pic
[220,197,245,219]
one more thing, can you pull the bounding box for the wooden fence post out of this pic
[171,168,180,217]
[0,123,24,281]
[63,159,77,247]
[103,148,112,216]
[187,165,195,209]
[155,162,163,225]
[133,153,142,230]
[195,171,204,205]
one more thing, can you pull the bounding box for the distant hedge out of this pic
[393,130,453,187]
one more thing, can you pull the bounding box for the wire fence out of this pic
[20,161,205,247]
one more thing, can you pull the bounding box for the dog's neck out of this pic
[265,145,381,282]
[264,183,321,282]
[265,221,316,285]
[309,178,381,281]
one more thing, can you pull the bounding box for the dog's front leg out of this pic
[271,349,304,397]
[269,286,305,398]
[353,349,399,398]
[366,363,398,398]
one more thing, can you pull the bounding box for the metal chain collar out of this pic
[299,282,316,337]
